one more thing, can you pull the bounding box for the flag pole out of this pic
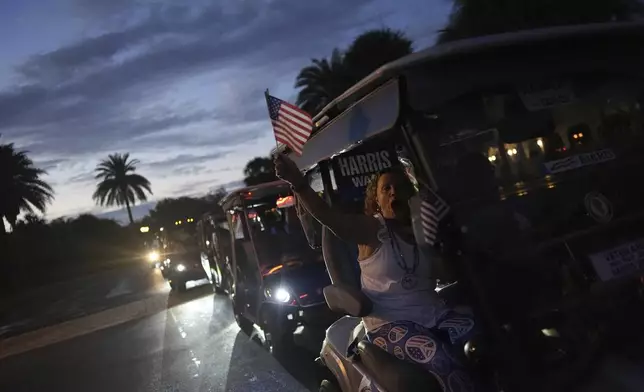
[264,89,281,156]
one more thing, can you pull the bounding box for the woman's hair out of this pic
[363,167,415,216]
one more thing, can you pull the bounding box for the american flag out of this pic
[419,186,450,246]
[266,94,313,156]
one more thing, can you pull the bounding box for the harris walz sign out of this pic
[331,140,399,201]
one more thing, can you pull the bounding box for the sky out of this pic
[1,0,452,222]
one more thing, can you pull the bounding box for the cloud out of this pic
[33,158,67,171]
[2,0,450,218]
[3,0,375,157]
[67,172,96,184]
[145,151,230,168]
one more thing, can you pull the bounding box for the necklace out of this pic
[384,220,420,290]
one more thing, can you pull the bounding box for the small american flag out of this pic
[266,94,313,156]
[419,186,450,246]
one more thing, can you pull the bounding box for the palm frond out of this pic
[0,143,54,227]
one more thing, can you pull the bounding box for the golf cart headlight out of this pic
[147,251,160,262]
[176,264,186,272]
[274,287,291,303]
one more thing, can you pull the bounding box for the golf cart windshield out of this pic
[246,195,322,275]
[422,71,644,282]
[163,225,200,258]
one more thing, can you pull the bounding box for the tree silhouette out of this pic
[243,157,277,186]
[93,153,152,225]
[343,28,413,83]
[437,0,644,43]
[295,49,348,116]
[0,143,54,234]
[295,28,413,116]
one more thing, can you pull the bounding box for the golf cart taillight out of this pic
[276,196,295,208]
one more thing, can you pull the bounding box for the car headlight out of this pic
[275,288,291,303]
[176,264,186,272]
[265,286,292,303]
[147,251,160,262]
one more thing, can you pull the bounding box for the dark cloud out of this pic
[67,172,96,184]
[171,165,212,176]
[2,0,374,156]
[144,150,231,169]
[12,108,216,155]
[33,158,67,171]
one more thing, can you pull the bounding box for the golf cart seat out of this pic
[321,223,372,316]
[321,226,444,392]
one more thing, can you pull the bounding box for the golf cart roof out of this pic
[220,180,291,210]
[272,22,644,169]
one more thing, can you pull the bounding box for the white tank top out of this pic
[360,215,448,331]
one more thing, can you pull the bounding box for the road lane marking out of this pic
[0,294,170,360]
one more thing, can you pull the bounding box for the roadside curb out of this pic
[0,294,170,361]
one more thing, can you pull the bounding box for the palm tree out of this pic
[93,153,152,225]
[437,0,644,43]
[295,48,348,116]
[0,143,54,234]
[343,28,413,83]
[295,28,414,116]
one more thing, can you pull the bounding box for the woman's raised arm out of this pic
[274,154,379,245]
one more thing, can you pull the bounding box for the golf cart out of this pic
[145,237,163,269]
[160,220,208,292]
[284,22,644,392]
[197,212,233,294]
[221,180,339,357]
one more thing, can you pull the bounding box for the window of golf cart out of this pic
[209,218,230,261]
[228,210,246,240]
[245,196,322,275]
[422,73,644,280]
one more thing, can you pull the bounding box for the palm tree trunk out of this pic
[125,198,134,225]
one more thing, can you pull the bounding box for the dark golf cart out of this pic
[221,180,338,357]
[197,212,233,294]
[282,22,644,392]
[159,221,208,292]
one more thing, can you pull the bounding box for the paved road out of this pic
[0,263,171,338]
[0,289,320,392]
